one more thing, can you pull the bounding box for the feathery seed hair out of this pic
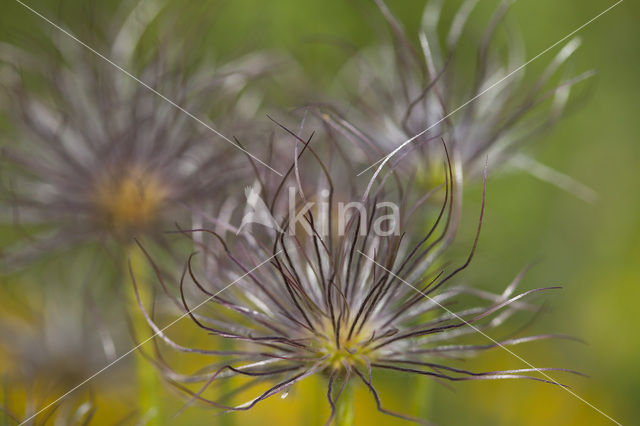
[0,1,279,269]
[316,0,592,189]
[134,120,580,424]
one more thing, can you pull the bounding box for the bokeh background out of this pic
[0,0,638,425]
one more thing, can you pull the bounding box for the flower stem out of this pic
[127,246,161,425]
[412,374,432,420]
[335,380,354,426]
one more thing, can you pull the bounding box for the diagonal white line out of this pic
[357,0,623,179]
[12,0,283,177]
[357,250,622,425]
[19,250,283,425]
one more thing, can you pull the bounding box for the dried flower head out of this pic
[0,2,278,268]
[136,124,580,424]
[317,0,593,191]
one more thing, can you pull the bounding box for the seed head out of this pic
[316,0,592,190]
[136,127,579,424]
[0,4,278,268]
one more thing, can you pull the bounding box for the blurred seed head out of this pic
[92,163,170,238]
[316,0,593,190]
[0,1,282,268]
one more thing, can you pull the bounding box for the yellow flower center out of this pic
[318,318,375,370]
[93,166,169,237]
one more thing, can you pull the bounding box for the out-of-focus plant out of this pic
[0,0,280,273]
[315,0,595,201]
[0,2,284,424]
[0,285,130,424]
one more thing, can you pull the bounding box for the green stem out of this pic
[335,380,354,426]
[135,351,159,425]
[412,376,432,420]
[127,247,161,426]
